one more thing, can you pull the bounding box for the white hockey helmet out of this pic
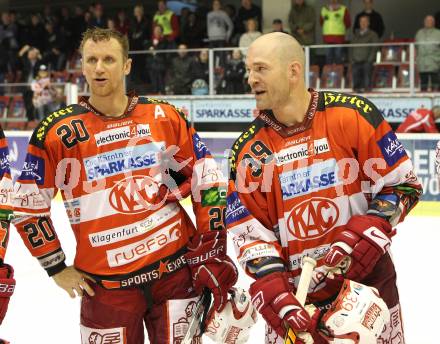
[205,287,258,344]
[319,279,390,344]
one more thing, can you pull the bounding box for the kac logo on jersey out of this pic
[377,131,406,166]
[109,175,160,214]
[287,197,339,240]
[20,154,45,185]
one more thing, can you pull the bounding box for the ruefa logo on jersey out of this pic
[19,154,45,185]
[106,219,182,267]
[377,131,406,166]
[279,159,340,199]
[287,197,339,239]
[109,175,160,214]
[94,124,151,147]
[84,142,164,181]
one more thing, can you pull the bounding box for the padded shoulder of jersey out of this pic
[229,117,266,175]
[138,96,189,125]
[321,91,384,129]
[31,104,88,148]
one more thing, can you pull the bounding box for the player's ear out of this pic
[124,58,132,76]
[288,60,302,83]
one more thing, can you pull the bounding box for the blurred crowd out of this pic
[0,0,439,117]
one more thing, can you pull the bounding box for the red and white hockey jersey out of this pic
[396,108,438,133]
[0,126,13,262]
[227,90,422,303]
[13,96,226,285]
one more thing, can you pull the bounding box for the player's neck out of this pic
[273,89,311,127]
[89,92,128,118]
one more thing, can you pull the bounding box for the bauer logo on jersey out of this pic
[94,124,151,147]
[275,138,330,165]
[377,131,406,166]
[192,133,211,160]
[84,142,164,181]
[279,159,341,199]
[19,154,45,184]
[226,192,250,225]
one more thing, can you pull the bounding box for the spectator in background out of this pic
[415,15,440,91]
[0,11,19,75]
[115,10,129,36]
[153,0,179,45]
[351,15,378,92]
[320,0,351,64]
[90,3,106,29]
[179,7,191,41]
[435,10,440,30]
[239,18,261,49]
[146,25,169,94]
[207,0,234,48]
[236,0,262,36]
[106,18,116,30]
[219,48,246,94]
[129,4,150,85]
[59,7,74,57]
[41,5,56,26]
[353,0,385,39]
[289,0,316,46]
[272,19,287,34]
[190,49,210,95]
[190,49,210,85]
[397,105,440,133]
[26,15,45,52]
[43,22,66,71]
[72,6,86,49]
[31,64,58,120]
[18,45,42,120]
[181,11,205,48]
[169,44,192,94]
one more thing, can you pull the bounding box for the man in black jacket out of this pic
[353,0,385,39]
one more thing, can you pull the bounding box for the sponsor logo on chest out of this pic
[94,124,151,147]
[276,138,330,165]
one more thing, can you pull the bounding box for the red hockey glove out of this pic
[324,215,393,281]
[250,271,313,338]
[0,264,15,324]
[185,231,238,311]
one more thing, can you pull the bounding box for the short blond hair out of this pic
[80,27,129,60]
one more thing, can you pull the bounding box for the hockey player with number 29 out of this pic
[12,28,237,344]
[227,32,422,343]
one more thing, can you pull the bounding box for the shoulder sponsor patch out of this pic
[225,192,250,225]
[377,131,406,166]
[201,186,227,206]
[19,154,45,184]
[0,147,10,175]
[192,133,211,160]
[83,142,164,181]
[279,159,341,199]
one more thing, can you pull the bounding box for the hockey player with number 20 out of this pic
[227,32,422,343]
[12,28,237,344]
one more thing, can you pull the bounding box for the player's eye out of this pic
[86,57,97,64]
[104,56,115,63]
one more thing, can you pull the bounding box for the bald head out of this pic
[248,32,305,70]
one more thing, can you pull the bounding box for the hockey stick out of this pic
[181,288,212,344]
[284,257,317,344]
